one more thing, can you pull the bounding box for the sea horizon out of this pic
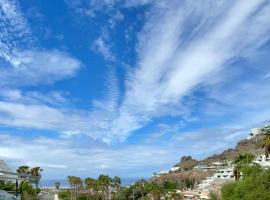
[40,177,149,188]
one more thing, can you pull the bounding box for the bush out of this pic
[221,167,270,200]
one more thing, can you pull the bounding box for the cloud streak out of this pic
[0,0,82,87]
[112,0,270,140]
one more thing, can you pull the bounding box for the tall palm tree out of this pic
[233,153,255,180]
[111,176,121,199]
[111,176,121,192]
[135,179,146,198]
[67,176,75,200]
[85,177,96,200]
[74,177,82,200]
[98,174,111,200]
[30,167,43,188]
[261,125,270,158]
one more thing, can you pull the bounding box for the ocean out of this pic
[40,177,147,188]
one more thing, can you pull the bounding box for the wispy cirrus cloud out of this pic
[92,37,115,62]
[0,0,82,87]
[0,50,81,86]
[0,0,32,62]
[111,0,270,140]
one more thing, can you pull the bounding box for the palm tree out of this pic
[98,174,111,200]
[30,167,43,188]
[67,176,75,200]
[233,153,255,180]
[85,177,96,200]
[146,182,163,200]
[74,177,82,200]
[54,181,60,191]
[135,179,146,198]
[111,176,121,199]
[17,166,30,178]
[261,125,270,158]
[112,176,121,191]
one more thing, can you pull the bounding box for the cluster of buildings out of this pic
[155,126,270,199]
[246,127,261,140]
[193,161,230,172]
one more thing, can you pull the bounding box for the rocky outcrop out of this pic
[175,156,198,170]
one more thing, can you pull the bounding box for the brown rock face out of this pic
[176,156,198,170]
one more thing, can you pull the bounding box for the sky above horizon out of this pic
[1,0,270,179]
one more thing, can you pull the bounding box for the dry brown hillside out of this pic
[174,133,264,168]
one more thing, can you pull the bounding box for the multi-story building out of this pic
[254,154,270,168]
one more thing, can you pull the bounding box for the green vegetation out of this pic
[0,165,42,200]
[233,153,255,180]
[58,176,184,200]
[0,180,16,193]
[221,165,270,200]
[220,126,270,200]
[19,181,41,200]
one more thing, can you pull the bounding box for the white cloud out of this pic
[0,50,81,86]
[0,0,32,62]
[0,69,119,141]
[92,37,115,62]
[0,101,110,139]
[0,89,68,106]
[0,124,256,178]
[111,0,270,140]
[0,0,82,86]
[0,133,177,178]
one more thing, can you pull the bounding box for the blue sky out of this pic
[1,0,270,179]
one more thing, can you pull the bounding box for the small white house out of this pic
[247,128,261,140]
[170,166,180,172]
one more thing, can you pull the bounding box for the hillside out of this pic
[175,133,264,168]
[152,131,265,187]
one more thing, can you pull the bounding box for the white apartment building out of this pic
[197,166,237,192]
[247,128,261,140]
[254,154,270,168]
